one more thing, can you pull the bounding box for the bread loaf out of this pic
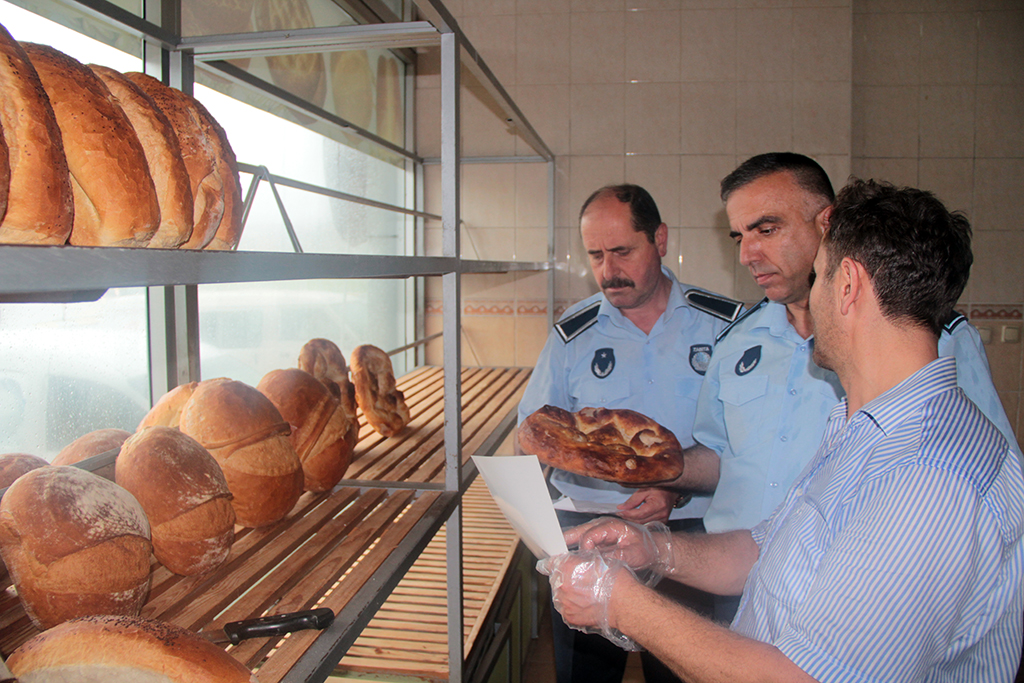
[257,368,356,492]
[0,25,73,244]
[330,50,373,130]
[23,43,159,247]
[350,344,409,437]
[137,381,198,430]
[254,0,326,108]
[7,614,258,683]
[52,428,131,481]
[179,379,303,527]
[0,466,151,630]
[90,65,194,249]
[116,426,235,576]
[0,453,48,489]
[125,72,243,250]
[375,55,403,145]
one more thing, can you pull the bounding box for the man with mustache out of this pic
[517,184,742,683]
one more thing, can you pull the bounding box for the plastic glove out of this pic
[564,516,675,576]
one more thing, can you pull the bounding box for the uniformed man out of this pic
[516,183,741,683]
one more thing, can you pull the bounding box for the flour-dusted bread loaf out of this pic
[137,381,199,430]
[179,379,304,527]
[350,344,409,437]
[0,466,152,630]
[125,72,243,251]
[51,428,131,481]
[116,426,235,576]
[0,25,73,244]
[257,368,357,492]
[7,614,259,683]
[90,65,194,249]
[0,453,48,489]
[22,43,159,247]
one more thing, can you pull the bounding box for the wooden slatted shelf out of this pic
[0,366,531,683]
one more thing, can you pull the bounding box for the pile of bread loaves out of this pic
[0,23,243,249]
[0,339,410,680]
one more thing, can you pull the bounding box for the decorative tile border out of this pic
[968,304,1024,321]
[425,300,553,316]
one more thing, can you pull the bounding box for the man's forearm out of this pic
[673,443,720,493]
[661,529,759,596]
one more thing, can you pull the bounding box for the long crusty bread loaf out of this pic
[0,26,73,244]
[0,466,152,630]
[90,65,194,249]
[7,614,258,683]
[23,43,159,247]
[179,378,304,527]
[125,72,243,250]
[117,426,235,576]
[257,368,356,492]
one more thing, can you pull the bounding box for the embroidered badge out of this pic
[592,348,615,378]
[735,345,762,376]
[689,344,712,376]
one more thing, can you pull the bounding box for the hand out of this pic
[616,487,678,524]
[564,516,673,574]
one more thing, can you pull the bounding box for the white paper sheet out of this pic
[471,455,568,559]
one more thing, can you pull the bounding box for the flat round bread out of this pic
[518,405,684,485]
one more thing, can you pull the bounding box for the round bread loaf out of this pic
[518,405,685,485]
[90,65,194,249]
[23,43,159,247]
[329,50,373,130]
[254,0,326,108]
[350,344,409,437]
[257,368,357,492]
[52,428,131,481]
[125,72,243,251]
[117,427,235,576]
[0,25,73,244]
[0,466,152,630]
[0,453,48,489]
[137,381,199,430]
[7,614,258,683]
[179,379,304,527]
[375,54,403,145]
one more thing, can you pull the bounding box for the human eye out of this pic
[729,231,742,244]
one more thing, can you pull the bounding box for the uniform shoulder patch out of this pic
[554,302,600,343]
[684,289,744,323]
[716,297,769,343]
[943,310,967,334]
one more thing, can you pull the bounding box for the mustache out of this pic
[601,277,635,290]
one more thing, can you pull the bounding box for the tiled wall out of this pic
[418,0,1024,445]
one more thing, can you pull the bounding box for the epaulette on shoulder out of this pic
[715,297,769,343]
[943,310,968,334]
[684,289,744,323]
[554,302,600,343]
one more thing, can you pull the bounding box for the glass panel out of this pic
[199,279,409,389]
[182,0,355,37]
[0,290,150,459]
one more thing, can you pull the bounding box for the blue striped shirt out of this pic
[733,357,1024,682]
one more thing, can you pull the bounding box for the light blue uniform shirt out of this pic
[696,299,1019,533]
[733,357,1024,682]
[518,267,732,520]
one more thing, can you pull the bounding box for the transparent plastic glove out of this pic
[565,516,675,576]
[537,550,657,651]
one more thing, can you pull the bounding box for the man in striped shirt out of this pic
[539,179,1024,682]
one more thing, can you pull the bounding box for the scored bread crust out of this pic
[52,428,131,471]
[137,381,198,431]
[116,427,235,575]
[7,614,258,683]
[517,405,685,485]
[350,344,409,438]
[23,43,159,247]
[0,26,73,244]
[90,65,194,249]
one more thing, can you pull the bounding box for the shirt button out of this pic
[649,379,654,385]
[790,389,797,396]
[780,436,788,442]
[769,482,778,488]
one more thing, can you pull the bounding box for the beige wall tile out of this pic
[624,155,682,228]
[975,85,1024,158]
[679,155,736,229]
[515,163,552,229]
[973,158,1024,232]
[920,11,977,85]
[919,86,975,158]
[624,9,682,83]
[736,8,793,82]
[570,84,626,154]
[849,157,919,187]
[977,10,1024,85]
[679,9,737,83]
[416,45,441,91]
[813,154,853,192]
[793,7,852,83]
[462,315,516,367]
[459,0,516,17]
[415,85,440,158]
[918,157,974,216]
[514,85,572,156]
[625,82,682,155]
[514,270,551,300]
[514,227,552,263]
[679,226,738,298]
[852,11,920,86]
[462,164,517,229]
[680,82,737,155]
[735,81,793,155]
[572,0,625,10]
[515,315,551,367]
[519,0,570,13]
[567,155,626,217]
[571,11,626,84]
[517,13,572,85]
[463,227,516,260]
[983,325,1024,393]
[793,80,852,155]
[460,15,517,87]
[852,85,919,158]
[461,87,519,157]
[971,231,1024,303]
[463,272,519,301]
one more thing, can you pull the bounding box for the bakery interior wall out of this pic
[419,0,1024,452]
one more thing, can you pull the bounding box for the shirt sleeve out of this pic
[691,349,729,456]
[518,328,570,424]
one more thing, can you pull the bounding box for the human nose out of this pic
[598,253,619,281]
[738,236,759,267]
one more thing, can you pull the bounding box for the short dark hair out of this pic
[579,184,662,244]
[822,178,972,336]
[720,152,835,206]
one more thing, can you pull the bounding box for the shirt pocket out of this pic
[754,500,826,608]
[718,374,769,455]
[573,377,631,408]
